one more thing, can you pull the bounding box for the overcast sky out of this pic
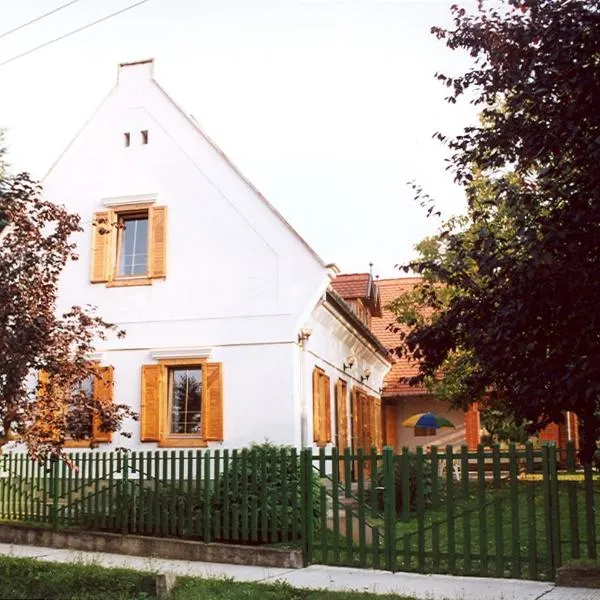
[0,0,479,277]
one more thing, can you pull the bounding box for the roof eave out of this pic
[325,288,391,361]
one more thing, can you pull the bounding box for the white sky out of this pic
[0,0,478,277]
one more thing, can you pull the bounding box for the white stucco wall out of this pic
[304,301,390,448]
[105,344,299,452]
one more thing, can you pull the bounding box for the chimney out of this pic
[117,58,154,86]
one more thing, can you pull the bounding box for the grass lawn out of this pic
[0,555,423,600]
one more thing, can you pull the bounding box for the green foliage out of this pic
[112,444,319,544]
[392,0,600,462]
[371,456,433,513]
[0,555,155,599]
[216,442,320,543]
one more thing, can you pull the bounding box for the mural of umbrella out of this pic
[402,412,455,429]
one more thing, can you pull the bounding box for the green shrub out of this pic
[214,442,320,543]
[100,443,319,545]
[371,456,432,514]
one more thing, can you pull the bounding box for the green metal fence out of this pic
[0,442,598,581]
[308,442,600,580]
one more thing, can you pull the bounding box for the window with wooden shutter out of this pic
[203,363,223,441]
[373,397,383,452]
[141,364,162,442]
[382,402,398,450]
[335,379,348,451]
[312,368,331,447]
[39,366,115,448]
[92,366,114,443]
[141,360,223,447]
[312,368,322,444]
[91,204,167,287]
[91,211,114,283]
[149,206,167,278]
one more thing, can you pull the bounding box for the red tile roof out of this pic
[330,273,370,299]
[370,277,430,398]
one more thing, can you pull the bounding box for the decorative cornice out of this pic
[101,193,158,207]
[149,347,212,361]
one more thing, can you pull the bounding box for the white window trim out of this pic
[149,347,212,361]
[101,193,158,207]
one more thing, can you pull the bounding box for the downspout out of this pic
[297,326,313,448]
[566,411,572,442]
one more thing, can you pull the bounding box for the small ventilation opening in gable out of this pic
[141,130,149,145]
[124,132,131,147]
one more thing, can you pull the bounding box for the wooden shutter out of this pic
[90,211,114,283]
[92,366,113,443]
[149,206,167,279]
[37,370,49,395]
[383,402,398,450]
[322,374,332,444]
[336,380,348,451]
[141,364,163,442]
[312,368,322,445]
[373,397,383,451]
[203,362,223,441]
[351,388,359,452]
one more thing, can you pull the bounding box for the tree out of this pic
[394,0,600,462]
[0,172,134,458]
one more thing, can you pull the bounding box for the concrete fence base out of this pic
[556,564,600,588]
[0,523,303,569]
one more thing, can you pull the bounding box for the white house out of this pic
[42,59,391,453]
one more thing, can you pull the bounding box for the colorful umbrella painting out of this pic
[401,412,455,429]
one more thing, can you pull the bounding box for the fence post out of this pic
[121,452,129,535]
[541,443,558,579]
[301,448,314,566]
[383,446,396,572]
[50,457,59,530]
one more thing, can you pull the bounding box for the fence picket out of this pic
[357,448,367,568]
[509,443,520,578]
[583,460,597,560]
[203,451,211,542]
[446,445,456,573]
[525,442,538,580]
[492,444,504,577]
[461,445,471,573]
[565,442,579,560]
[477,444,488,576]
[331,447,340,563]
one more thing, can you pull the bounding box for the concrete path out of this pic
[0,542,598,600]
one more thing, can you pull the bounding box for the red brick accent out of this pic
[465,402,480,450]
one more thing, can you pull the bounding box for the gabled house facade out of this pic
[40,59,390,452]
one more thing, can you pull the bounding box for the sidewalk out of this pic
[0,542,598,600]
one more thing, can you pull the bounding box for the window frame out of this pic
[158,358,208,448]
[114,208,150,282]
[91,201,166,288]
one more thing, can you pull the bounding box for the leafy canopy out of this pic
[392,0,600,460]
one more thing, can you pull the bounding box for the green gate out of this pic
[305,442,600,580]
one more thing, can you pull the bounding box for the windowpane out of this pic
[118,215,148,276]
[169,367,202,434]
[69,375,94,437]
